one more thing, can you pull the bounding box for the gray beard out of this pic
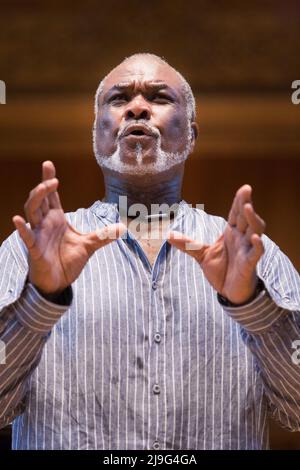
[93,123,193,176]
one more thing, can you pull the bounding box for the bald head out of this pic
[94,53,196,122]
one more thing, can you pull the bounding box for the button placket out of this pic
[152,440,160,450]
[154,332,161,343]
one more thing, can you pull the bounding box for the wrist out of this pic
[33,284,71,306]
[218,278,265,307]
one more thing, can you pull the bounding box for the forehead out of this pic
[102,57,183,93]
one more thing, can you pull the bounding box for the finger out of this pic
[244,203,266,236]
[50,187,63,210]
[42,160,56,180]
[236,212,248,233]
[167,230,209,263]
[12,215,36,250]
[24,178,59,227]
[245,224,254,243]
[41,160,54,212]
[27,179,58,214]
[248,234,264,266]
[167,230,202,251]
[228,184,252,230]
[234,185,252,232]
[42,160,62,210]
[84,223,128,256]
[41,197,49,217]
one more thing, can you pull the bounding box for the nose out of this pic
[124,95,151,121]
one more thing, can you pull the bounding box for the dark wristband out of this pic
[217,278,265,307]
[34,285,73,306]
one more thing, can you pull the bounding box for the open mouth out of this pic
[129,130,147,136]
[122,124,157,139]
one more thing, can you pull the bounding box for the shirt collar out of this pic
[89,199,192,224]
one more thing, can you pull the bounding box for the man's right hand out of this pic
[12,161,126,297]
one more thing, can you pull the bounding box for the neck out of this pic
[102,164,184,212]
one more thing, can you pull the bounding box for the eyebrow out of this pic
[102,81,178,102]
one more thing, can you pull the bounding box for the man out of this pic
[0,53,299,450]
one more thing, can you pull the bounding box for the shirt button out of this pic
[154,333,161,343]
[152,281,158,290]
[153,384,161,394]
[153,441,160,450]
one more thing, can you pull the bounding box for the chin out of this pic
[119,148,157,165]
[119,138,155,157]
[95,140,189,177]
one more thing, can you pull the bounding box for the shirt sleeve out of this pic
[0,231,72,428]
[219,236,300,431]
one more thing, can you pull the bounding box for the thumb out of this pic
[84,223,127,255]
[167,230,209,262]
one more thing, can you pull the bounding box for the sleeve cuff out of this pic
[218,287,286,334]
[14,283,73,335]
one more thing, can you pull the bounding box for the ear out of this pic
[191,121,198,140]
[189,121,198,151]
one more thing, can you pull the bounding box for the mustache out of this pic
[117,120,161,140]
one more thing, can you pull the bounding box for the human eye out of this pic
[108,93,128,105]
[151,92,174,104]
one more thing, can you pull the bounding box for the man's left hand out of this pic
[167,185,266,305]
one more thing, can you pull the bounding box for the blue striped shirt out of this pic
[0,200,299,449]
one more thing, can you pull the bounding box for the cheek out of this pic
[161,112,189,149]
[95,110,119,153]
[97,111,117,137]
[167,115,186,136]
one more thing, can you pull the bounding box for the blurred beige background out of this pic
[0,0,299,449]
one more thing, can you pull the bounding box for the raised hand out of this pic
[13,161,126,296]
[167,185,266,305]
